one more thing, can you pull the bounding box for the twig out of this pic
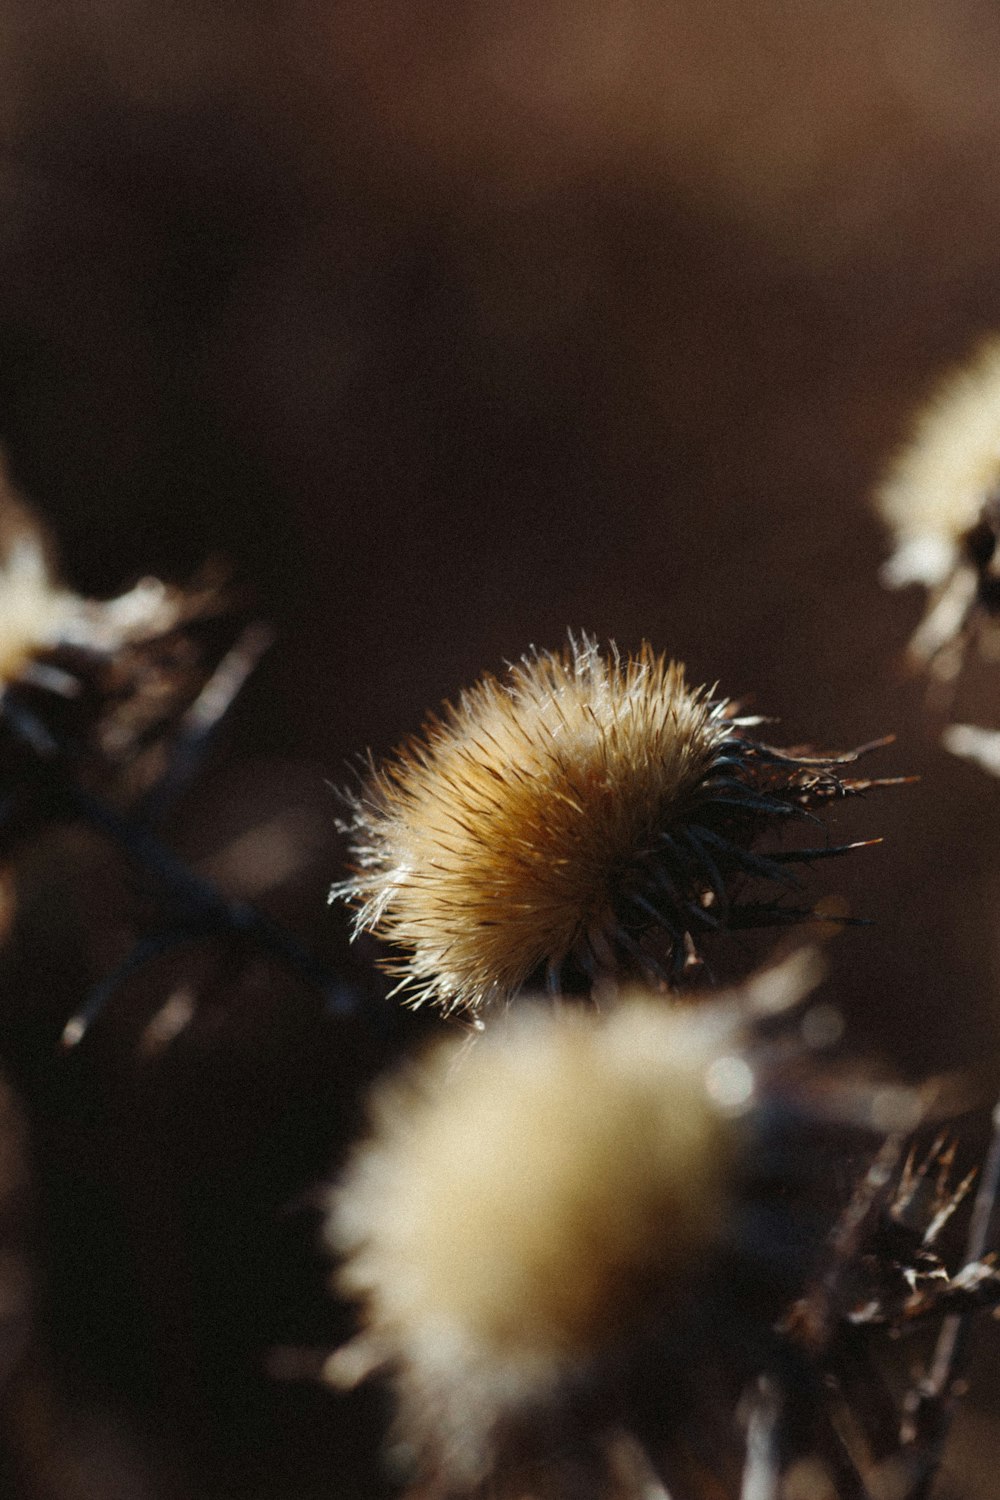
[788,1137,905,1353]
[900,1095,1000,1497]
[138,620,273,823]
[2,679,364,1039]
[740,1377,782,1500]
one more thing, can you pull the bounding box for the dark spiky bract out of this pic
[334,636,894,1014]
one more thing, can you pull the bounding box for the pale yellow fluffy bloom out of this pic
[326,997,736,1482]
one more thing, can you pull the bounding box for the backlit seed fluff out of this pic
[333,635,894,1013]
[325,998,736,1484]
[877,336,1000,666]
[0,518,212,692]
[0,533,80,687]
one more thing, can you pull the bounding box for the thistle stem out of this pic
[64,781,359,1032]
[138,619,273,823]
[2,684,363,1036]
[901,1095,1000,1497]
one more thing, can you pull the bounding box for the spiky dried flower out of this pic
[0,514,209,697]
[0,490,226,786]
[325,953,926,1496]
[877,336,1000,671]
[334,635,895,1014]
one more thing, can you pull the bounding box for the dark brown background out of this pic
[0,3,998,1495]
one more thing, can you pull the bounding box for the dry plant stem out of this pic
[65,781,356,1028]
[138,619,273,823]
[770,1143,905,1498]
[794,1138,905,1353]
[602,1431,674,1500]
[740,1373,876,1500]
[832,1334,907,1465]
[0,700,357,1030]
[901,1096,1000,1498]
[813,1407,876,1500]
[740,1377,782,1500]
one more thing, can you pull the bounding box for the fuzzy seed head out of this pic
[335,636,890,1013]
[327,999,733,1476]
[876,338,1000,667]
[878,339,1000,580]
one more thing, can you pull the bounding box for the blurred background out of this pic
[0,1,998,1495]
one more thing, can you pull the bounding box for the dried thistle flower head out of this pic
[334,636,894,1014]
[0,468,181,694]
[326,995,736,1485]
[0,483,228,788]
[877,336,1000,671]
[325,952,909,1494]
[0,527,214,689]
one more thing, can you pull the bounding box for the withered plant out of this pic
[334,635,899,1014]
[325,623,1000,1499]
[2,329,1000,1500]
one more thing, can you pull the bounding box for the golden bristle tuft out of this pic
[326,998,734,1483]
[333,635,894,1014]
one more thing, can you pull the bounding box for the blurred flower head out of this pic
[327,987,742,1485]
[325,951,918,1493]
[334,635,894,1014]
[0,474,229,790]
[877,336,1000,673]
